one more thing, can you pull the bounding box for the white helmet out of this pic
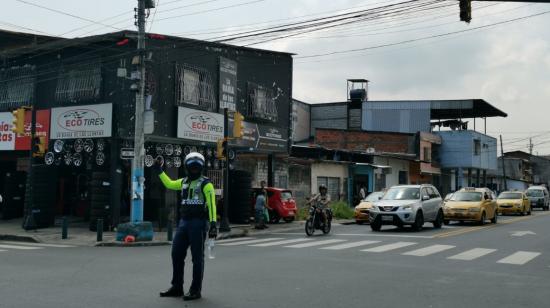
[184,152,205,168]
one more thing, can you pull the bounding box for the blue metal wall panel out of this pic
[362,101,430,133]
[436,130,497,170]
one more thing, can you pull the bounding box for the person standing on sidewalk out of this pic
[155,152,217,301]
[254,190,267,229]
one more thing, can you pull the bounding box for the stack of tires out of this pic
[228,170,251,224]
[2,171,26,220]
[89,171,111,231]
[22,165,57,230]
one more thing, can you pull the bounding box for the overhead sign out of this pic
[0,109,50,151]
[50,103,112,139]
[229,120,287,152]
[177,107,224,143]
[219,57,237,111]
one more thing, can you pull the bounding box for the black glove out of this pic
[152,157,164,175]
[208,222,218,239]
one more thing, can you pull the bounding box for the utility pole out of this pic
[130,0,147,222]
[500,135,508,191]
[219,108,231,232]
[529,138,533,155]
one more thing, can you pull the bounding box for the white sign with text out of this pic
[177,107,224,143]
[50,103,112,139]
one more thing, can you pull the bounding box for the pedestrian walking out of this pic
[255,190,266,229]
[156,152,217,301]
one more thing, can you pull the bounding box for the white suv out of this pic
[369,185,444,231]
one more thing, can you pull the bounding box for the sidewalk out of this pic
[0,218,354,247]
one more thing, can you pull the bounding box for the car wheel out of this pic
[443,220,450,225]
[370,218,382,232]
[433,210,443,229]
[322,221,331,234]
[412,211,424,231]
[479,212,486,225]
[305,219,315,236]
[491,210,497,224]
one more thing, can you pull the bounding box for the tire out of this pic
[412,211,424,231]
[491,210,498,224]
[322,220,331,234]
[443,220,450,225]
[283,217,295,223]
[433,210,443,229]
[370,218,382,231]
[305,219,315,236]
[479,212,486,225]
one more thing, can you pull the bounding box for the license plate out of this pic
[288,211,294,215]
[381,215,394,222]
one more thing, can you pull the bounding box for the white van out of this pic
[525,186,549,211]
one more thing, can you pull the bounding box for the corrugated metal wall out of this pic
[310,103,347,135]
[362,101,431,134]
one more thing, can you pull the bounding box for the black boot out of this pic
[183,291,202,301]
[159,287,183,297]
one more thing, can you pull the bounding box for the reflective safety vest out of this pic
[179,176,210,220]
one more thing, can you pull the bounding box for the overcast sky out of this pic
[3,0,550,153]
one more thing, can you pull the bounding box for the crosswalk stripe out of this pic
[219,238,284,246]
[402,245,455,257]
[447,248,496,261]
[217,237,255,244]
[250,238,311,247]
[0,244,43,250]
[0,249,6,252]
[320,240,381,250]
[0,241,75,248]
[497,251,541,265]
[284,239,346,248]
[361,242,417,253]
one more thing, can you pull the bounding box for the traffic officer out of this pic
[155,152,217,301]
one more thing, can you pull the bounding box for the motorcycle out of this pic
[305,204,332,236]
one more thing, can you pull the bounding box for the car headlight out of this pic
[469,208,481,212]
[370,206,379,211]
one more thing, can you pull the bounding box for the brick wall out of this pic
[315,129,413,153]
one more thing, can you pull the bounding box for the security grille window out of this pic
[317,176,340,201]
[0,65,35,108]
[55,62,101,102]
[247,82,278,122]
[175,63,216,111]
[473,139,481,155]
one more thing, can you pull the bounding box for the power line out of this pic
[156,0,268,21]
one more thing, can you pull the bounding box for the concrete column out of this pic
[483,170,487,188]
[457,167,465,190]
[467,168,472,187]
[267,154,274,187]
[476,169,481,188]
[347,164,354,208]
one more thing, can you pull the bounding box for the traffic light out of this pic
[216,139,227,159]
[233,112,245,138]
[459,0,472,23]
[32,136,46,157]
[11,108,26,135]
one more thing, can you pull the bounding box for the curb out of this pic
[95,241,172,247]
[0,234,40,243]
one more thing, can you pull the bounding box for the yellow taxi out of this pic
[354,191,385,224]
[443,187,498,225]
[497,191,531,216]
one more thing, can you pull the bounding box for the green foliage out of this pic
[329,201,355,219]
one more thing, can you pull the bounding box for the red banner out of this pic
[14,109,50,151]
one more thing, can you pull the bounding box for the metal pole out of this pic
[61,216,68,239]
[130,0,146,222]
[97,219,104,242]
[219,108,231,232]
[500,135,508,191]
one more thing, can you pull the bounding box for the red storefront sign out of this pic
[14,109,51,151]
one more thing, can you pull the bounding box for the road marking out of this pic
[361,242,417,253]
[0,244,43,250]
[497,251,541,265]
[219,238,284,246]
[0,249,6,252]
[320,240,381,250]
[447,248,497,261]
[0,241,75,248]
[510,231,536,237]
[217,237,255,243]
[402,245,455,257]
[274,232,433,239]
[284,239,346,248]
[250,238,311,247]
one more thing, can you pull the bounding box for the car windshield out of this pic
[526,190,544,197]
[364,192,383,201]
[498,192,522,199]
[281,191,292,201]
[382,187,420,200]
[450,192,482,202]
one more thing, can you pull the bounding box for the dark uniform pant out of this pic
[171,218,208,293]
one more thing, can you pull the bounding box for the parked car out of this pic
[525,186,549,211]
[354,191,384,224]
[497,191,531,216]
[443,187,498,225]
[251,187,298,223]
[368,185,444,232]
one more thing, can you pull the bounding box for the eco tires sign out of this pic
[50,103,112,139]
[177,107,224,143]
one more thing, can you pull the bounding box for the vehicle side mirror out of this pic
[422,195,430,201]
[378,196,382,200]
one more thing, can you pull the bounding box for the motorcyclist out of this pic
[307,184,331,225]
[156,152,217,301]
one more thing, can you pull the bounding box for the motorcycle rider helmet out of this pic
[184,152,205,180]
[319,184,327,193]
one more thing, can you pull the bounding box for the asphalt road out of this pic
[1,211,550,308]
